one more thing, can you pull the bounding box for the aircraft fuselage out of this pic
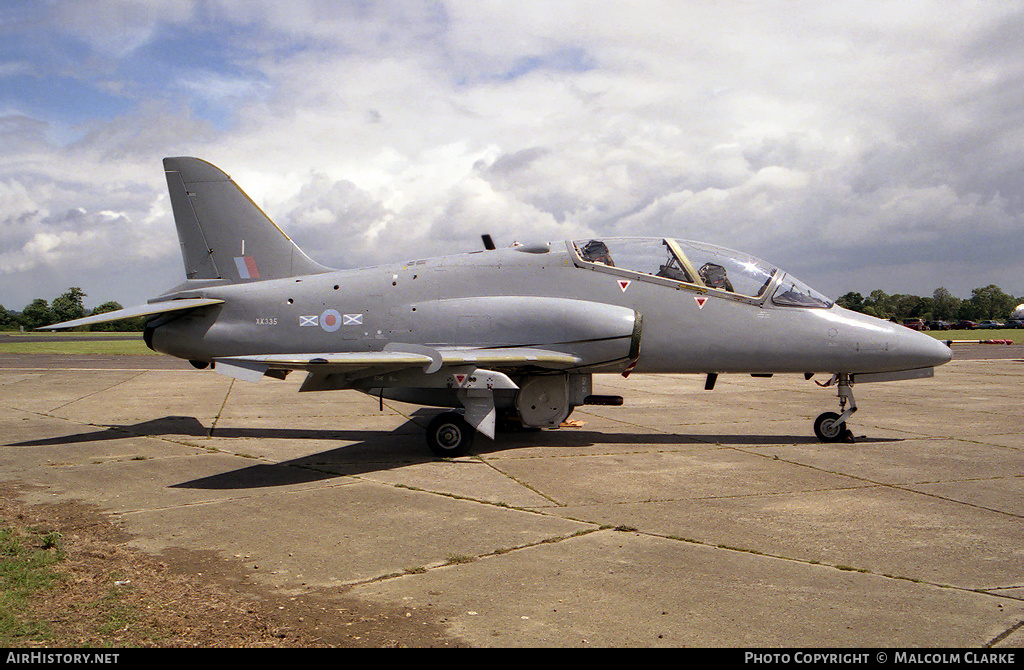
[149,240,951,377]
[45,157,954,453]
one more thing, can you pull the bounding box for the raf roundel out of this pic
[320,309,342,332]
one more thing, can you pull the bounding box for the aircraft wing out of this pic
[214,350,437,382]
[38,298,225,331]
[213,346,594,441]
[213,346,584,383]
[432,347,583,368]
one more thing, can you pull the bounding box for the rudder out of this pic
[164,157,332,282]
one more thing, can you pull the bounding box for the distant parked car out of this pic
[977,320,1004,329]
[925,320,951,331]
[1006,318,1024,329]
[955,320,979,329]
[901,318,927,331]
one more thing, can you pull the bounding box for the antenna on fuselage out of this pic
[481,234,496,250]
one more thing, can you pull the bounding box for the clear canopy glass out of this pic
[572,237,833,308]
[770,274,834,308]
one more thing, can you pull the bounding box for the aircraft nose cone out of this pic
[817,308,954,373]
[897,328,953,368]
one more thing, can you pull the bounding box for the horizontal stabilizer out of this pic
[38,298,225,331]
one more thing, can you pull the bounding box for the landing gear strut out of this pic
[814,373,856,442]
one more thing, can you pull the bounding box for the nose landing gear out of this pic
[814,373,857,443]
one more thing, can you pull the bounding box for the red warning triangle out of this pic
[618,280,631,292]
[453,374,467,386]
[694,296,708,309]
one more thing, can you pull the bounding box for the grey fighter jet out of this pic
[44,157,952,456]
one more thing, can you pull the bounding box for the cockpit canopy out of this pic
[571,237,833,308]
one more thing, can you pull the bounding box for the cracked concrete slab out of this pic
[1,353,1021,647]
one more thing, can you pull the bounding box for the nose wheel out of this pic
[814,411,847,441]
[814,373,856,443]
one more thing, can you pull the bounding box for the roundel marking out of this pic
[320,309,342,332]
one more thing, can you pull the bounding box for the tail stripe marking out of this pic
[234,256,260,279]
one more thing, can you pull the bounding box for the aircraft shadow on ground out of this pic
[7,412,897,490]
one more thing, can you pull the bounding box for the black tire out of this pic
[426,412,474,457]
[814,412,846,442]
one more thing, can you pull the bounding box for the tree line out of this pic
[836,285,1021,323]
[1,284,1021,332]
[0,288,144,331]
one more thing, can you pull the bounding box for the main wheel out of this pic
[813,411,846,442]
[426,412,475,457]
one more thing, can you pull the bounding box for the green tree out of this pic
[51,287,87,324]
[863,290,893,320]
[970,285,1016,320]
[931,287,961,321]
[21,299,54,329]
[92,301,123,315]
[891,294,926,321]
[836,292,865,312]
[956,300,981,321]
[835,285,1017,323]
[0,305,21,330]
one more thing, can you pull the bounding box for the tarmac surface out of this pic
[1,347,1022,647]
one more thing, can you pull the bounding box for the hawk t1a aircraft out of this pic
[44,157,952,456]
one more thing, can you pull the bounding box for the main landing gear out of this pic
[424,409,538,457]
[814,373,857,443]
[426,411,474,457]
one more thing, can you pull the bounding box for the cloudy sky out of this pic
[2,0,1022,311]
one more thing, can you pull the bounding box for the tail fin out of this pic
[164,157,332,282]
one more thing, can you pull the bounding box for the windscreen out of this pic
[771,273,834,308]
